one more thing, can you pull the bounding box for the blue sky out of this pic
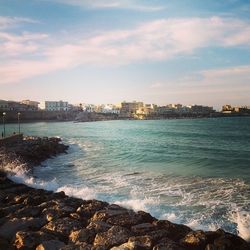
[1,0,250,109]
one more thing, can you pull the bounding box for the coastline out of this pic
[0,136,249,250]
[2,109,250,124]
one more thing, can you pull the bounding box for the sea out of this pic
[2,117,250,241]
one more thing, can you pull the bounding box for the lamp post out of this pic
[2,112,6,138]
[17,112,21,134]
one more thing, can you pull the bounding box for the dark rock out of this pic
[94,226,131,249]
[15,206,42,218]
[69,228,96,244]
[131,223,156,235]
[214,232,250,250]
[0,217,46,240]
[153,238,186,250]
[77,200,108,219]
[153,220,192,241]
[14,230,58,249]
[86,221,112,233]
[42,217,84,238]
[36,239,65,250]
[0,237,14,250]
[180,230,207,250]
[60,243,92,250]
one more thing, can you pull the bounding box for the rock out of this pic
[0,217,46,240]
[42,217,84,238]
[69,228,95,244]
[136,211,156,223]
[213,232,250,250]
[14,230,58,249]
[129,235,153,249]
[60,243,92,250]
[205,244,216,250]
[131,223,156,235]
[153,240,186,250]
[90,204,130,223]
[0,237,14,250]
[180,230,207,250]
[15,206,42,218]
[86,221,112,233]
[153,220,192,241]
[77,200,108,219]
[112,236,153,250]
[106,213,140,227]
[94,226,131,249]
[36,240,65,250]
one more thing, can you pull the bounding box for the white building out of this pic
[39,101,69,111]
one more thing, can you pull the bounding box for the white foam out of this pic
[162,212,177,221]
[7,164,59,191]
[114,197,157,212]
[232,210,250,242]
[56,185,96,200]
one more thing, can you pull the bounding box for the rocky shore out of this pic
[0,136,249,250]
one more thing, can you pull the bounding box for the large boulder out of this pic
[42,217,84,238]
[69,228,95,244]
[93,226,131,249]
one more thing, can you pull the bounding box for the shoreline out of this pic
[1,110,250,124]
[0,136,249,249]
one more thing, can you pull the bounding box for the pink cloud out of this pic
[1,16,250,84]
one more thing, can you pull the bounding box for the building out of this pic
[97,104,120,114]
[120,101,144,117]
[40,101,69,111]
[21,100,40,111]
[0,100,37,111]
[190,105,214,114]
[222,105,250,114]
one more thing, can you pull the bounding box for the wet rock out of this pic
[0,217,46,240]
[136,211,156,223]
[94,226,131,249]
[180,230,207,250]
[36,239,65,250]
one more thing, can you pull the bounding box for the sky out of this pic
[0,0,250,109]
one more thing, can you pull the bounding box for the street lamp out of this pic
[17,112,21,134]
[2,112,6,138]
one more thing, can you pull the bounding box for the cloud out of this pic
[52,0,165,12]
[1,16,250,84]
[150,83,164,89]
[0,16,38,29]
[0,32,48,56]
[147,65,250,107]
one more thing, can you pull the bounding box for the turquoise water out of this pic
[2,117,250,240]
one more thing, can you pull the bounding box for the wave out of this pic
[5,160,250,242]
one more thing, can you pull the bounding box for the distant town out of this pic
[0,99,250,123]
